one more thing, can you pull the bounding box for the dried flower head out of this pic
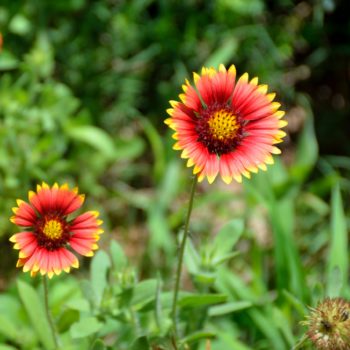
[303,297,350,350]
[9,182,103,278]
[165,64,287,184]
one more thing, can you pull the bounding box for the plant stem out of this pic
[171,175,198,338]
[43,276,59,349]
[292,334,308,350]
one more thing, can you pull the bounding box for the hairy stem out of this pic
[43,276,59,349]
[171,175,198,339]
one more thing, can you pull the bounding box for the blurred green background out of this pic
[0,0,350,349]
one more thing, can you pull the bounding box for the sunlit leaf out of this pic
[91,250,111,306]
[17,280,56,349]
[209,301,252,317]
[70,317,103,339]
[66,125,116,159]
[180,331,216,346]
[326,184,348,296]
[178,293,227,308]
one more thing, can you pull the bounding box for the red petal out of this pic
[14,201,37,224]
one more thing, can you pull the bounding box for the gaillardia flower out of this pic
[303,297,350,350]
[9,183,103,278]
[165,64,287,183]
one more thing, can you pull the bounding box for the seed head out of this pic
[303,297,350,350]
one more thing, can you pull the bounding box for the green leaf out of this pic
[267,195,307,301]
[70,317,103,339]
[292,98,318,182]
[272,307,295,347]
[216,268,286,349]
[326,184,348,296]
[64,298,91,312]
[212,251,240,266]
[220,0,264,15]
[91,250,111,306]
[180,331,216,346]
[110,240,127,271]
[184,237,200,274]
[114,137,145,161]
[140,117,165,180]
[138,291,185,312]
[155,276,163,331]
[9,14,32,35]
[213,219,244,256]
[205,37,238,67]
[208,301,252,317]
[97,319,120,338]
[90,339,106,350]
[327,266,343,299]
[79,280,96,308]
[0,52,19,70]
[66,125,116,159]
[131,279,158,310]
[0,345,18,350]
[131,336,149,350]
[17,279,56,350]
[178,293,227,308]
[0,314,19,342]
[147,205,174,254]
[282,290,308,316]
[193,272,216,285]
[56,309,80,333]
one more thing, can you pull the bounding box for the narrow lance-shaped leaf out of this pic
[90,250,111,307]
[326,184,348,296]
[17,280,56,350]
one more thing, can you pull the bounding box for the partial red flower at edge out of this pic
[165,64,287,184]
[9,183,104,278]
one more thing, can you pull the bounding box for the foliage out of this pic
[0,0,350,349]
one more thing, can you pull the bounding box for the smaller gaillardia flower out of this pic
[303,297,350,350]
[9,183,103,278]
[165,64,287,184]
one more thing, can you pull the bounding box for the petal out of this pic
[10,231,35,245]
[60,248,79,269]
[23,247,41,273]
[70,211,100,229]
[18,238,38,259]
[219,155,233,184]
[195,66,236,106]
[181,79,202,111]
[69,237,98,257]
[197,153,219,184]
[12,200,37,226]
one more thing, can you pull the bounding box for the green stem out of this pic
[43,276,59,349]
[292,334,308,350]
[171,175,198,338]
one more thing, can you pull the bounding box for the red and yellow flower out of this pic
[165,64,287,184]
[9,183,103,278]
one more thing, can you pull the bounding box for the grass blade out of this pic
[326,184,348,296]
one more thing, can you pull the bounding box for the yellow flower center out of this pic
[43,220,63,240]
[208,110,239,141]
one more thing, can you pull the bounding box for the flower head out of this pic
[9,182,103,278]
[303,297,350,350]
[165,64,287,184]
